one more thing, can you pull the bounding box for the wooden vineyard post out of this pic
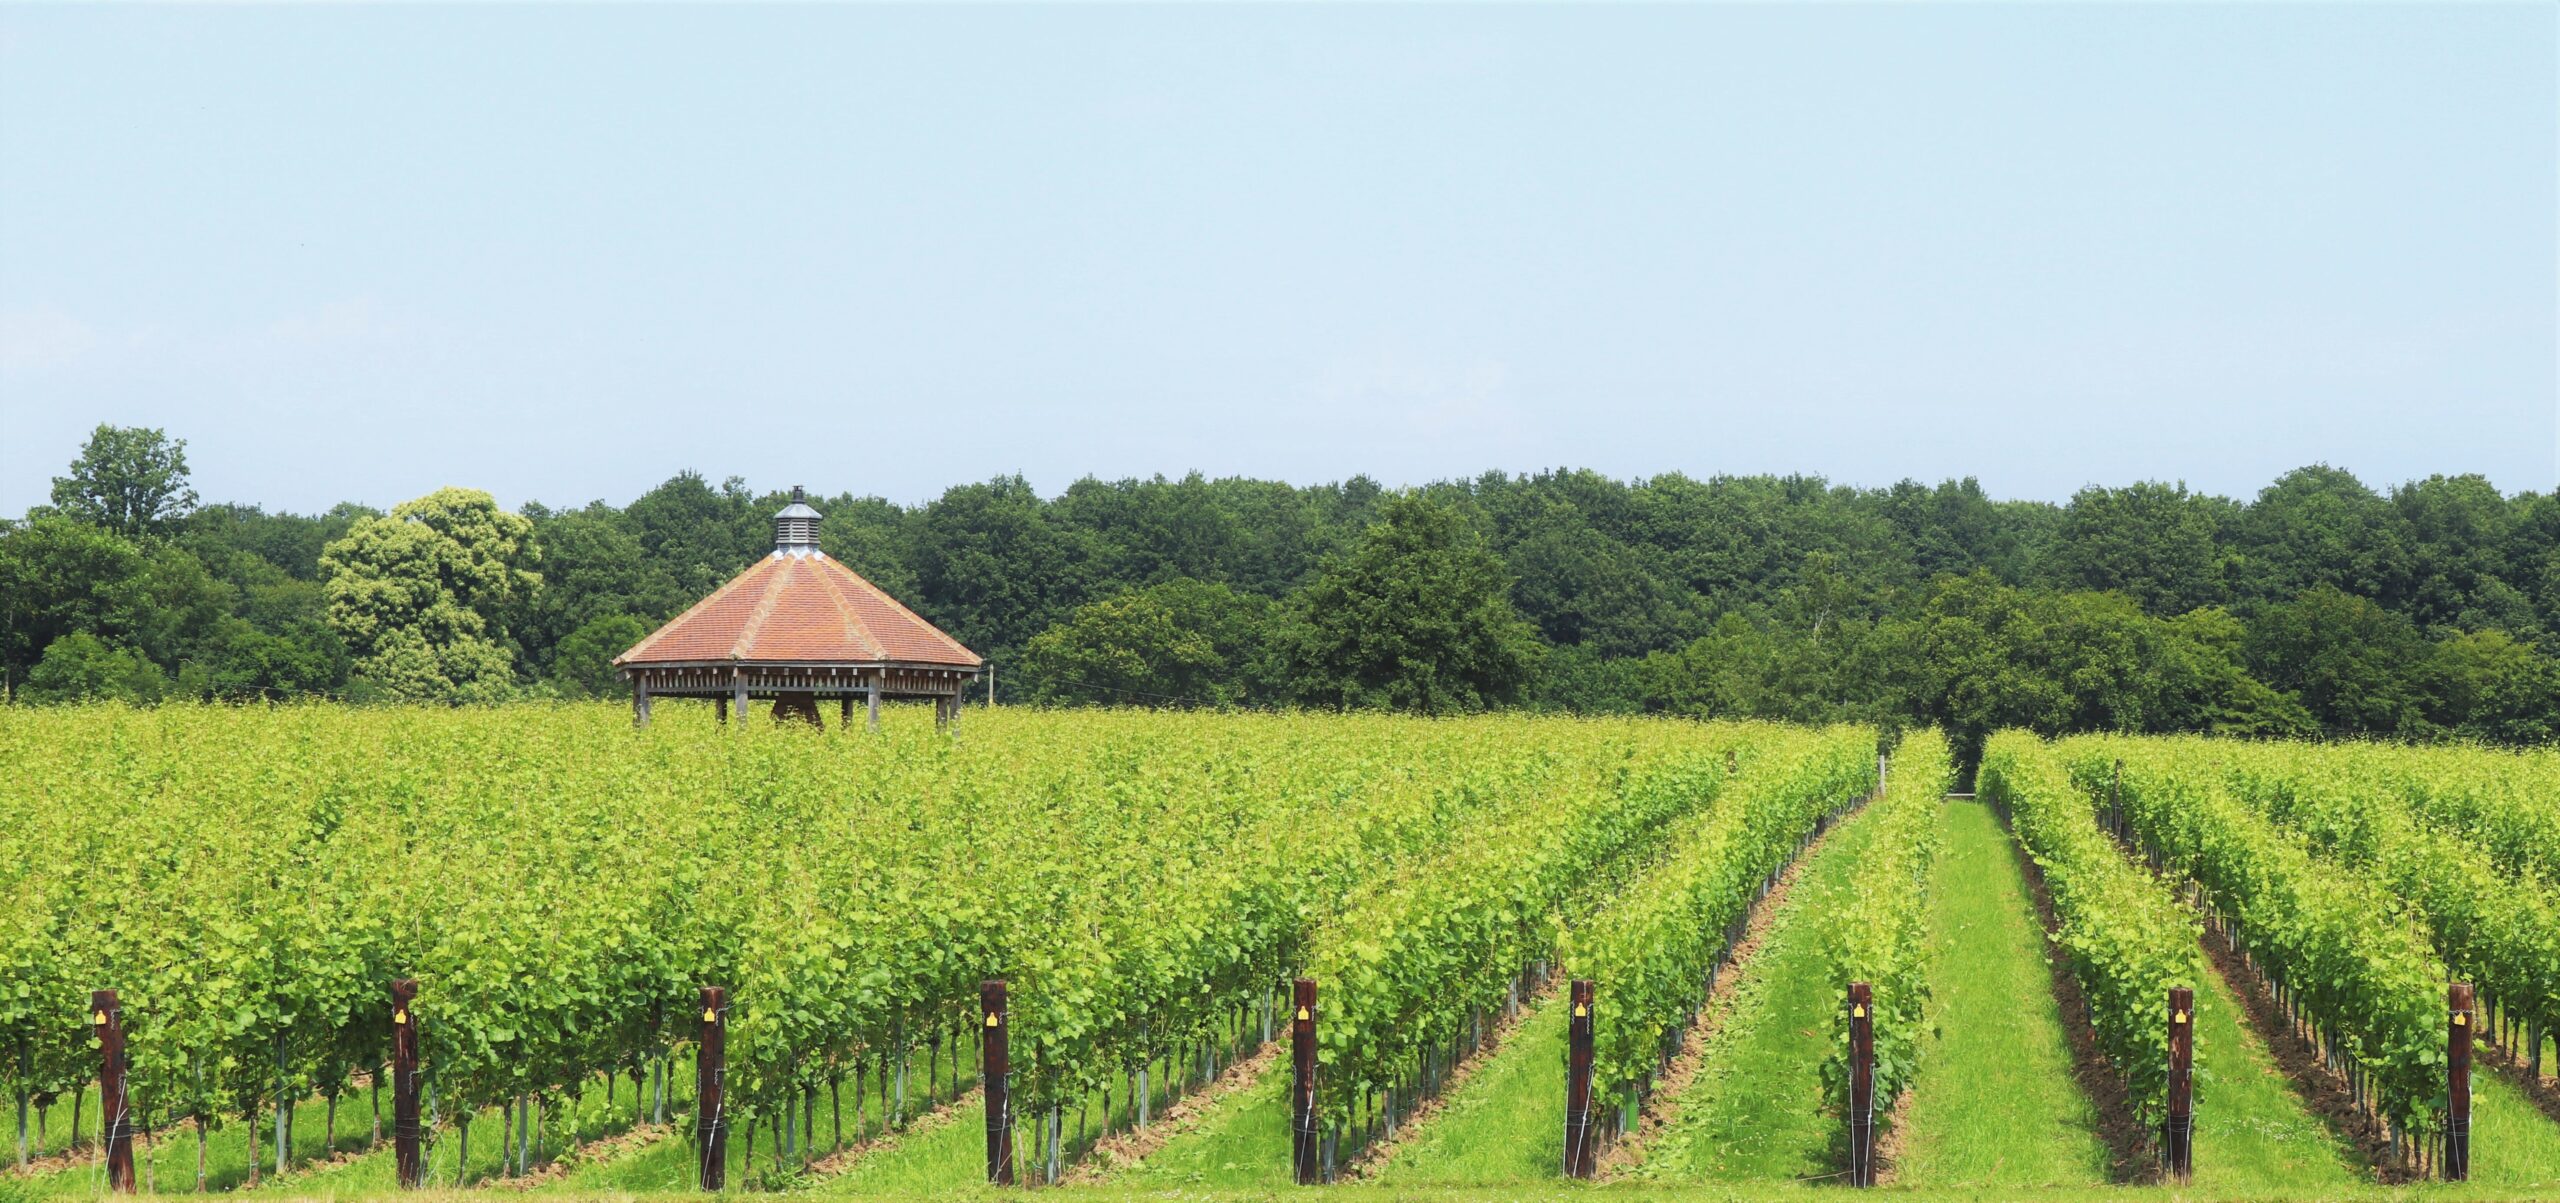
[2447,983,2473,1181]
[982,981,1014,1186]
[1291,978,1318,1186]
[1563,979,1597,1179]
[697,987,727,1191]
[1846,982,1875,1188]
[2165,987,2194,1183]
[391,979,422,1189]
[91,990,134,1193]
[2109,760,2123,840]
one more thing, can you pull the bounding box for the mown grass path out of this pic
[1633,798,1886,1182]
[1108,1059,1294,1189]
[1366,992,1572,1183]
[1893,799,2109,1188]
[2179,951,2359,1190]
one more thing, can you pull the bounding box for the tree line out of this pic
[5,424,2555,758]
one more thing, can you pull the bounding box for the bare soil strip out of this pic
[1595,800,1868,1180]
[2000,823,2160,1185]
[1337,976,1562,1179]
[2196,924,2406,1184]
[1872,1070,1919,1184]
[1069,1039,1284,1184]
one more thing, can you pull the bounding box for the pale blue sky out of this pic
[2,3,2553,516]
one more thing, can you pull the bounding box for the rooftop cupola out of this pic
[774,485,823,559]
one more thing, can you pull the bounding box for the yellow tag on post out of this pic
[92,1010,107,1026]
[2174,1010,2189,1025]
[2455,1012,2469,1027]
[1852,1004,1867,1018]
[393,1009,408,1025]
[703,1007,718,1023]
[1296,1006,1310,1021]
[1573,1004,1588,1018]
[986,1013,1000,1028]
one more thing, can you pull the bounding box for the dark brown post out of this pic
[91,990,133,1193]
[2447,983,2473,1181]
[981,981,1013,1186]
[2165,987,2194,1182]
[1846,982,1875,1187]
[1563,979,1596,1178]
[697,987,727,1191]
[1291,978,1318,1185]
[2110,759,2123,838]
[391,979,421,1188]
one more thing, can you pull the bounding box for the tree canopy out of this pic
[5,426,2555,756]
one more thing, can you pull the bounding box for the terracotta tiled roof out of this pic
[615,554,982,669]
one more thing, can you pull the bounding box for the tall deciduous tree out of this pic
[2043,481,2231,615]
[2244,585,2431,735]
[49,424,199,538]
[321,488,540,702]
[1281,494,1539,714]
[1020,578,1275,706]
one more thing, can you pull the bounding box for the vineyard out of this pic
[4,705,2558,1200]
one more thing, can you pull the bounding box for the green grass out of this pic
[1112,1056,1295,1189]
[1370,991,1572,1183]
[826,1095,986,1194]
[1892,800,2109,1188]
[557,1046,981,1192]
[19,1184,2560,1203]
[1637,800,1886,1182]
[2178,948,2358,1190]
[2468,1067,2560,1189]
[14,1082,414,1196]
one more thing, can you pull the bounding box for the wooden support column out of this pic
[92,990,133,1193]
[867,677,882,732]
[981,981,1013,1185]
[1291,979,1318,1185]
[2448,983,2473,1181]
[633,678,652,729]
[1847,982,1875,1187]
[839,696,853,725]
[1563,979,1596,1178]
[392,979,421,1189]
[697,988,727,1191]
[950,692,963,738]
[731,678,749,728]
[2166,987,2194,1182]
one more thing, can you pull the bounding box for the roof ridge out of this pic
[809,558,890,660]
[825,559,979,663]
[730,557,790,660]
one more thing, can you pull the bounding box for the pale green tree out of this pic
[321,487,540,702]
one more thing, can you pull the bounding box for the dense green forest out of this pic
[5,424,2555,753]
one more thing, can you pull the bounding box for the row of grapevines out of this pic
[1303,721,1807,1125]
[1976,731,2196,1120]
[1563,725,1879,1109]
[2080,737,2557,1090]
[0,703,1764,1177]
[2053,736,2444,1130]
[1818,728,1953,1107]
[2317,742,2560,889]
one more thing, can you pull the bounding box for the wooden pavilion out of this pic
[614,487,984,730]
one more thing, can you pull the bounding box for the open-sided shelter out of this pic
[614,487,983,729]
